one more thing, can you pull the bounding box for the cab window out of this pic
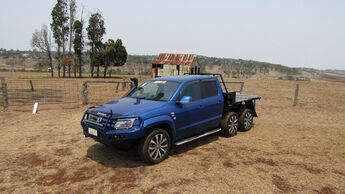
[179,81,201,102]
[201,80,218,99]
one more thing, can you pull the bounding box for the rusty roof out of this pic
[152,53,197,66]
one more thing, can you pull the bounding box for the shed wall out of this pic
[152,64,193,77]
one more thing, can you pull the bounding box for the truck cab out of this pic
[81,75,260,164]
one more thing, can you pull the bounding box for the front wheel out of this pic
[220,112,239,137]
[239,109,254,131]
[138,129,171,164]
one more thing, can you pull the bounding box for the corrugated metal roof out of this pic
[152,53,197,66]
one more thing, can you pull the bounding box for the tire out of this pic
[138,128,171,164]
[239,109,254,131]
[220,112,239,137]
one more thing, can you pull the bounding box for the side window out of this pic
[179,81,201,102]
[201,80,218,99]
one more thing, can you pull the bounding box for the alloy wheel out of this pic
[148,133,169,160]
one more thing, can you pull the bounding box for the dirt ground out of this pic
[0,75,345,193]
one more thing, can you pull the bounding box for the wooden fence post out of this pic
[122,77,126,90]
[76,80,80,104]
[293,84,299,106]
[82,81,88,105]
[240,82,244,93]
[29,80,34,91]
[1,77,8,108]
[115,82,120,93]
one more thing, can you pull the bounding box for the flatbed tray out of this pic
[223,92,261,105]
[235,93,261,103]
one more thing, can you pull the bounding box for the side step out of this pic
[175,128,221,146]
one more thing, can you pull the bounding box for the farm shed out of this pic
[152,53,200,77]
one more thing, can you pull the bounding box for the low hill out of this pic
[0,48,338,81]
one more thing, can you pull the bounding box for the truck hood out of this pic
[94,97,166,116]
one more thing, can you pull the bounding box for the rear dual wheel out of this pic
[221,112,239,137]
[221,109,254,137]
[239,109,254,131]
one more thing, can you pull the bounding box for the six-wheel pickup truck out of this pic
[81,73,261,164]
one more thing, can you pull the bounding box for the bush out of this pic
[0,68,47,72]
[139,71,151,75]
[286,75,295,80]
[295,77,311,81]
[109,69,131,75]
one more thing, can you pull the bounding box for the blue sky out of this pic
[0,0,344,70]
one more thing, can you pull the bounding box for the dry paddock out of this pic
[0,79,345,193]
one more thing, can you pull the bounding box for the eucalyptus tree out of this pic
[113,39,128,69]
[67,0,77,77]
[100,39,128,78]
[31,25,54,77]
[86,12,105,78]
[68,0,76,54]
[100,39,116,78]
[51,0,69,77]
[73,20,84,77]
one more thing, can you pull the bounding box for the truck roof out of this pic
[152,75,216,82]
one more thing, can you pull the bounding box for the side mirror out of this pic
[177,96,193,105]
[130,77,138,87]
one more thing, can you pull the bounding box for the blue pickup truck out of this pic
[81,74,261,164]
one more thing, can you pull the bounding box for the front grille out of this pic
[84,111,123,128]
[86,114,107,127]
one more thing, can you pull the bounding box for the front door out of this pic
[174,81,204,139]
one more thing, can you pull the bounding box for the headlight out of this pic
[114,118,136,130]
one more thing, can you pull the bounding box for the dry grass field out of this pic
[0,72,344,193]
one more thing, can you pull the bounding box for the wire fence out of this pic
[1,79,80,106]
[83,80,133,105]
[0,77,147,107]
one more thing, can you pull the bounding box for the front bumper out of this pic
[81,106,145,145]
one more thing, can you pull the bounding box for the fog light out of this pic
[110,134,125,139]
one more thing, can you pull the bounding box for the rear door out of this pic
[174,79,223,139]
[198,79,223,131]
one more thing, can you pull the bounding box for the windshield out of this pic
[128,80,180,101]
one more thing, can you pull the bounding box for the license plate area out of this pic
[88,128,98,136]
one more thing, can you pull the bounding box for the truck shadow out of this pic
[86,133,219,168]
[86,143,146,168]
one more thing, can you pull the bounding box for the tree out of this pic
[100,39,116,78]
[73,20,84,77]
[35,59,50,71]
[62,57,74,77]
[31,24,54,77]
[98,39,127,78]
[67,0,76,78]
[51,0,69,77]
[87,12,105,78]
[68,0,76,55]
[5,59,16,72]
[113,39,128,68]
